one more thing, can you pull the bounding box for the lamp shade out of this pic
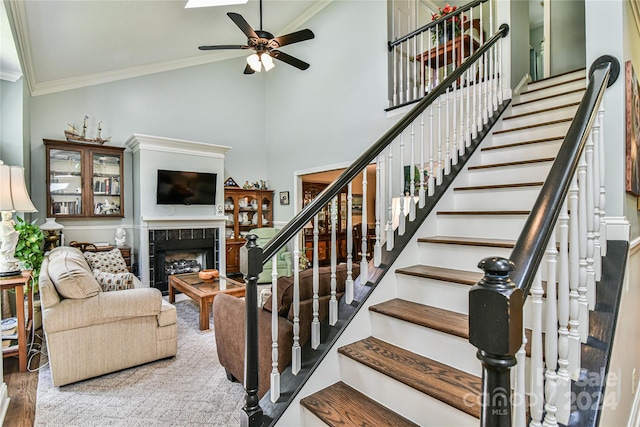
[40,217,64,231]
[0,162,37,213]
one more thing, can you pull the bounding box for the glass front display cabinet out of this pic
[44,139,125,218]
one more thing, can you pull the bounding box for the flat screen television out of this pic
[156,169,217,205]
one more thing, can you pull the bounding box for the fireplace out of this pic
[149,227,219,294]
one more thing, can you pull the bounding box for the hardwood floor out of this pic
[3,333,41,426]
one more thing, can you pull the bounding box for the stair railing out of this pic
[388,0,495,110]
[469,55,620,427]
[239,23,510,427]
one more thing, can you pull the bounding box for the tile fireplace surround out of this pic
[138,217,227,292]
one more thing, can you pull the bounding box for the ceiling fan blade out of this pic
[270,29,315,49]
[198,45,250,51]
[243,64,256,75]
[227,12,258,39]
[271,50,310,70]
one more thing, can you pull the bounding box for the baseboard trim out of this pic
[606,217,630,241]
[0,383,10,425]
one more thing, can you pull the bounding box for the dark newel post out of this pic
[240,234,263,427]
[469,257,523,427]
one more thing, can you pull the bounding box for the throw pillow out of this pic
[93,270,135,292]
[83,249,128,274]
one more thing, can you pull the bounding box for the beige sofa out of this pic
[39,246,177,386]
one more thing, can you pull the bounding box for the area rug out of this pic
[34,296,245,426]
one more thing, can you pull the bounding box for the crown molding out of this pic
[0,68,22,82]
[125,134,231,159]
[6,0,333,97]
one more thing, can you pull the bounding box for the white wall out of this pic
[550,0,586,75]
[265,0,392,221]
[28,56,267,238]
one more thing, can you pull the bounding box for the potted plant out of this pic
[14,216,45,294]
[431,3,465,44]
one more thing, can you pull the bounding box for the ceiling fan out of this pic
[198,0,315,74]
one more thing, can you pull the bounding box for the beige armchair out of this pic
[39,246,177,386]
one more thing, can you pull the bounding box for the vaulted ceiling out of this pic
[1,0,327,96]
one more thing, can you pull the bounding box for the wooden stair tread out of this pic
[503,101,580,121]
[454,182,543,191]
[493,118,572,135]
[437,210,530,215]
[511,88,585,107]
[468,157,555,170]
[481,136,564,151]
[338,337,482,419]
[371,298,469,339]
[300,381,419,427]
[520,77,584,95]
[418,236,515,248]
[396,264,482,286]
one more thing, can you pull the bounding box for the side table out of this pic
[1,270,33,372]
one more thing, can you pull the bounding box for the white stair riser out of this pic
[526,70,586,91]
[452,187,541,210]
[518,79,586,103]
[511,90,585,115]
[396,274,472,314]
[499,104,579,131]
[491,121,570,145]
[417,242,513,271]
[437,215,527,240]
[301,410,331,427]
[480,140,562,164]
[339,355,479,426]
[370,312,482,376]
[465,162,552,186]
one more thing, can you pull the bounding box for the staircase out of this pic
[295,69,587,426]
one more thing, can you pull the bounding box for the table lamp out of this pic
[40,218,64,251]
[0,162,37,278]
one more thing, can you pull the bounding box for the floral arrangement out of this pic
[431,3,465,43]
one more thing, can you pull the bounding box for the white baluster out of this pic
[481,7,488,125]
[451,19,458,167]
[530,272,544,427]
[458,23,465,157]
[311,215,320,349]
[444,53,451,177]
[542,230,558,427]
[557,200,571,424]
[270,256,280,402]
[568,174,581,380]
[437,95,444,185]
[412,34,418,101]
[419,112,426,207]
[420,31,425,97]
[329,197,338,326]
[513,321,527,426]
[409,123,416,221]
[429,104,435,196]
[497,33,504,104]
[374,155,382,267]
[345,183,354,304]
[598,103,607,255]
[585,132,596,310]
[387,145,394,250]
[292,235,301,375]
[577,152,589,343]
[399,133,406,235]
[361,170,369,283]
[489,0,497,112]
[591,119,602,282]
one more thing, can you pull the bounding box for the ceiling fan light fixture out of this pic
[261,53,275,71]
[185,0,247,8]
[247,53,262,72]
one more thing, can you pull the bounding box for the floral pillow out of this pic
[93,270,135,292]
[83,249,128,274]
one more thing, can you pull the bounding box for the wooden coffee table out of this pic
[168,273,245,330]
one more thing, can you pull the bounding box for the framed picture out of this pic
[352,195,363,214]
[626,61,640,196]
[279,191,290,205]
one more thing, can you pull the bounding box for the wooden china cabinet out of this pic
[44,139,125,218]
[223,187,274,273]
